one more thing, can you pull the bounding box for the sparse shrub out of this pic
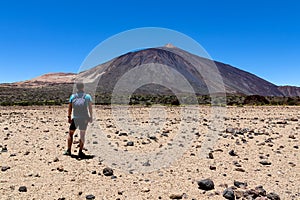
[243,95,269,105]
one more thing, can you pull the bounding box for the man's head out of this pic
[76,82,84,91]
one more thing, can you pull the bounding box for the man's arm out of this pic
[88,101,93,123]
[68,103,72,123]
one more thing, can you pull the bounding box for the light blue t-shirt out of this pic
[69,92,92,119]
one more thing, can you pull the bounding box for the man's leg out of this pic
[65,119,76,155]
[67,130,75,152]
[78,119,88,157]
[79,130,86,154]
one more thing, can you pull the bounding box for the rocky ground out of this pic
[0,105,299,200]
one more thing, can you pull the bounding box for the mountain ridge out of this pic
[74,46,300,97]
[1,46,300,97]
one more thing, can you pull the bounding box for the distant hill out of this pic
[2,72,76,87]
[278,86,300,97]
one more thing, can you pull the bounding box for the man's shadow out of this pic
[70,154,95,160]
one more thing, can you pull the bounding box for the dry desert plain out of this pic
[0,105,299,200]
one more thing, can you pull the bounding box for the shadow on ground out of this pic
[70,154,95,160]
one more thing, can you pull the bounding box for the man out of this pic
[64,82,93,158]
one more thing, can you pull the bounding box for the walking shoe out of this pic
[63,149,71,156]
[78,150,86,158]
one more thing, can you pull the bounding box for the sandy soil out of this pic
[0,105,299,200]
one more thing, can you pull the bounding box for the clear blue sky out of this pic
[0,0,299,86]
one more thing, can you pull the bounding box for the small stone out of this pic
[91,170,96,174]
[229,150,237,156]
[78,191,83,195]
[1,166,10,172]
[1,146,8,152]
[233,161,242,167]
[53,157,59,162]
[141,188,150,192]
[294,145,299,149]
[149,135,158,141]
[126,141,134,146]
[241,138,247,143]
[169,193,183,199]
[259,155,268,159]
[103,167,114,176]
[197,179,214,191]
[27,173,33,177]
[163,129,170,133]
[234,180,247,188]
[161,132,169,137]
[208,152,214,159]
[235,168,245,172]
[118,132,128,136]
[244,189,259,198]
[142,160,151,166]
[57,166,64,172]
[288,162,296,167]
[288,135,296,139]
[18,186,27,192]
[86,194,95,199]
[247,135,254,139]
[266,192,280,200]
[259,160,271,165]
[255,185,266,196]
[209,166,216,170]
[290,118,298,121]
[226,128,235,133]
[24,151,30,155]
[223,188,235,200]
[276,121,287,124]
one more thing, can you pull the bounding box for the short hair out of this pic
[76,82,84,91]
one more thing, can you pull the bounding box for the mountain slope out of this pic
[158,46,283,96]
[278,86,300,97]
[77,45,285,96]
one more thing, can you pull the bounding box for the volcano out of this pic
[76,45,292,97]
